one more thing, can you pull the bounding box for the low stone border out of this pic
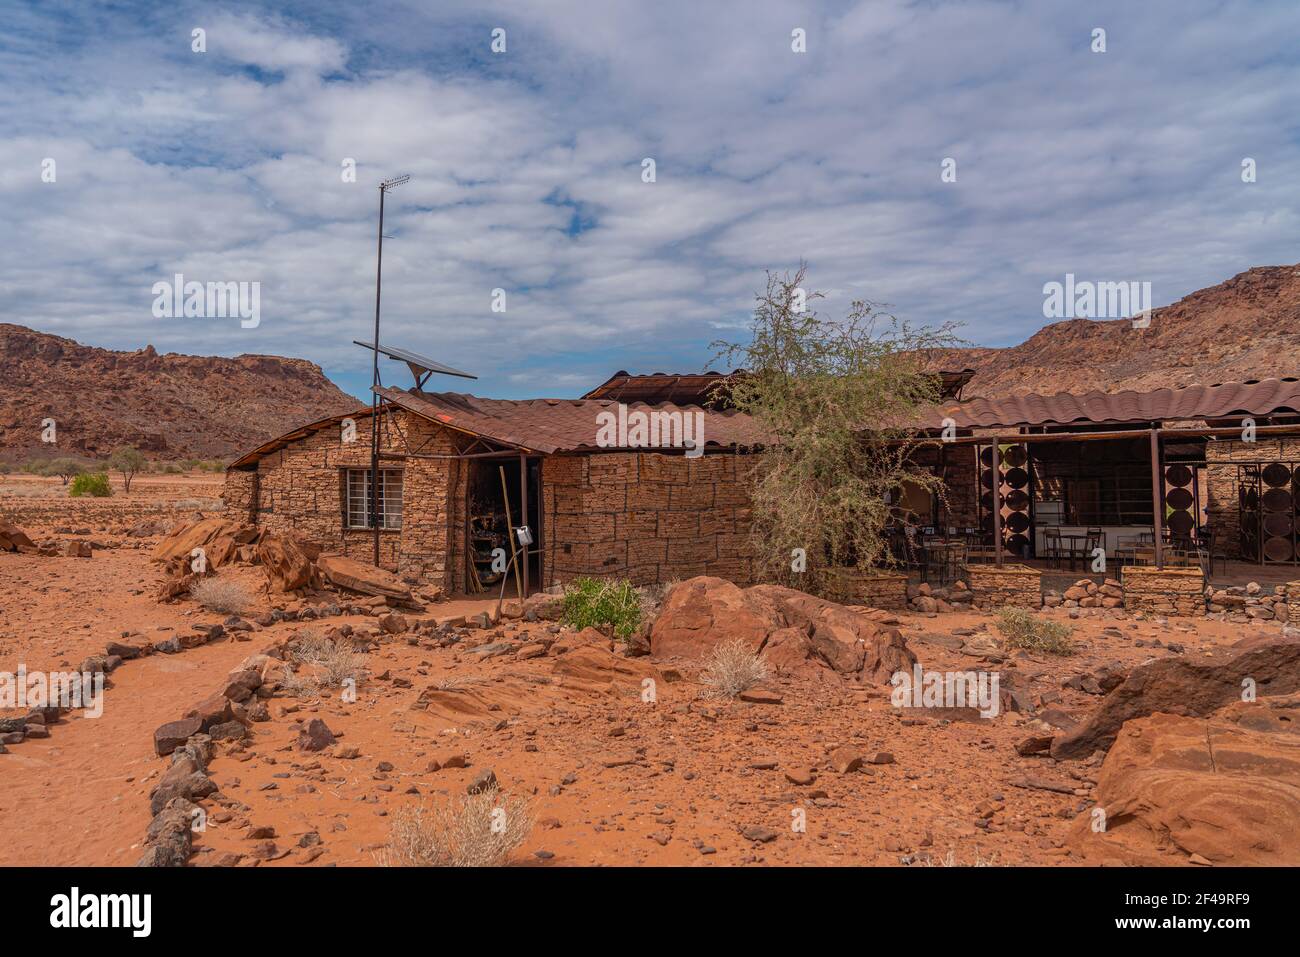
[823,568,909,610]
[139,641,288,866]
[966,564,1042,610]
[1120,566,1205,617]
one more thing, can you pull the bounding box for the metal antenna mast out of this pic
[370,174,410,565]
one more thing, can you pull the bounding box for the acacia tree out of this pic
[712,265,961,594]
[109,446,146,495]
[48,458,86,485]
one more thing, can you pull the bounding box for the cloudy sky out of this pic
[2,0,1298,401]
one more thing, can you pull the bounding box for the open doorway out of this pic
[465,456,542,596]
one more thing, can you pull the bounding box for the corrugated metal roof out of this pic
[938,377,1300,429]
[582,370,738,406]
[376,387,769,454]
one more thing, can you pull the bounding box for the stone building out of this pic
[222,374,767,595]
[224,366,1300,600]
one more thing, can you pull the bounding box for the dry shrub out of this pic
[285,630,367,695]
[190,576,254,615]
[381,785,534,867]
[701,638,769,698]
[995,608,1075,656]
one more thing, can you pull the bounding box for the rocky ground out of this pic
[1,473,1296,867]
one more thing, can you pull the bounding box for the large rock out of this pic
[649,577,776,659]
[649,576,916,681]
[315,553,412,602]
[1052,636,1300,759]
[550,645,663,691]
[256,535,314,593]
[0,521,36,553]
[150,516,238,565]
[1069,694,1300,865]
[154,717,203,756]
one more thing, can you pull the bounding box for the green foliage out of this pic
[69,472,112,497]
[711,264,962,593]
[109,446,146,494]
[47,458,86,484]
[995,608,1075,656]
[561,577,643,640]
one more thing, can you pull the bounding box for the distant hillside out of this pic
[923,264,1300,398]
[0,324,357,463]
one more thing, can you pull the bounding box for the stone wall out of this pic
[1288,582,1300,626]
[822,567,908,609]
[1204,436,1300,560]
[965,564,1042,609]
[543,451,755,588]
[1121,565,1205,616]
[223,409,461,592]
[221,468,257,524]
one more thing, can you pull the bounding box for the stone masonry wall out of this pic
[221,468,257,524]
[1121,566,1205,616]
[823,568,908,609]
[1205,436,1300,560]
[543,451,755,588]
[224,409,460,592]
[966,564,1042,609]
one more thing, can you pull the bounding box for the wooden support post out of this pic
[992,440,1004,567]
[519,453,529,598]
[1150,428,1164,569]
[499,465,524,602]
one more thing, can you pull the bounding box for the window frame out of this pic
[343,467,404,531]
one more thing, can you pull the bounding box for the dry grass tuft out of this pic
[995,608,1075,656]
[190,576,254,615]
[284,631,367,695]
[701,638,769,698]
[381,785,534,867]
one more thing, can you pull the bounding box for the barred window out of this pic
[344,468,403,530]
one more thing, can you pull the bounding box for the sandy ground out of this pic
[0,474,1274,866]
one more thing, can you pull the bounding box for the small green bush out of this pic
[561,577,643,640]
[995,607,1075,656]
[69,472,112,497]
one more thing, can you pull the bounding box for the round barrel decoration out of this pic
[1265,536,1295,563]
[1259,462,1297,564]
[1002,445,1028,468]
[1263,462,1291,487]
[1262,487,1293,512]
[1263,511,1294,537]
[1167,509,1195,536]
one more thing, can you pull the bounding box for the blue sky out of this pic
[2,0,1298,402]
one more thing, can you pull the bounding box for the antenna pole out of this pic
[370,184,386,565]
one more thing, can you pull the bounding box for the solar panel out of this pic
[353,340,477,383]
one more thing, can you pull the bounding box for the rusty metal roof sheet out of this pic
[376,387,768,454]
[937,377,1300,429]
[581,370,738,406]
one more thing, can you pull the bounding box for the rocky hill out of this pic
[926,264,1300,398]
[0,324,359,463]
